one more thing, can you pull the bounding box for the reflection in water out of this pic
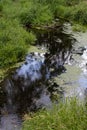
[1,53,51,113]
[79,74,87,89]
[0,114,21,130]
[35,27,75,73]
[0,52,52,130]
[35,26,75,56]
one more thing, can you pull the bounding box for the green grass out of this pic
[0,0,87,68]
[72,23,87,32]
[50,0,87,28]
[0,0,37,68]
[0,18,36,68]
[20,3,53,26]
[22,98,87,130]
[0,0,53,69]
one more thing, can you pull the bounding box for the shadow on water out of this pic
[34,26,76,75]
[0,24,76,130]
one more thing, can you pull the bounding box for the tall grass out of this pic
[73,3,87,25]
[0,18,36,68]
[22,98,87,130]
[50,0,87,27]
[0,0,53,68]
[20,3,53,26]
[65,0,81,6]
[0,0,36,68]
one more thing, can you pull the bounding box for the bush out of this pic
[22,98,87,130]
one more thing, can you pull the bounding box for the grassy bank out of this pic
[22,98,87,130]
[50,0,87,31]
[0,0,87,69]
[0,1,37,69]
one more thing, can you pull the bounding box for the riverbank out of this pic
[51,0,87,32]
[0,43,47,83]
[0,0,87,70]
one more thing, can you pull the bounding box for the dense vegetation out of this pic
[0,0,87,68]
[23,98,87,130]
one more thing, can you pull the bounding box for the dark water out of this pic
[0,24,76,130]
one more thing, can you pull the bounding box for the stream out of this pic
[0,22,87,130]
